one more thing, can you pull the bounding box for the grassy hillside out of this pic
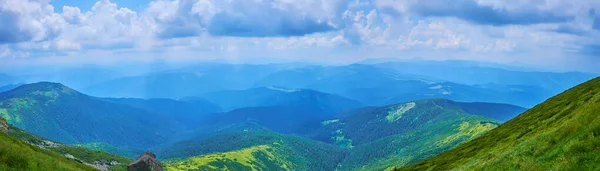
[309,99,523,170]
[401,77,600,170]
[0,131,95,170]
[0,116,99,170]
[165,145,289,171]
[5,121,132,170]
[74,142,143,160]
[159,124,346,171]
[0,82,183,148]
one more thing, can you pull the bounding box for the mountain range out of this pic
[152,98,524,170]
[0,61,597,170]
[0,82,526,170]
[3,60,592,108]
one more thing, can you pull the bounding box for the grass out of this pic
[164,145,289,171]
[7,123,132,171]
[400,77,600,170]
[74,142,142,159]
[0,131,95,171]
[385,102,416,122]
[341,115,497,171]
[321,119,340,126]
[310,99,503,170]
[332,129,354,149]
[435,121,497,146]
[159,129,346,171]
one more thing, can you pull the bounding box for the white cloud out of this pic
[0,0,598,73]
[0,0,64,43]
[0,49,9,58]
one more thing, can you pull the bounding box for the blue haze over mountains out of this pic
[0,60,596,108]
[0,59,593,169]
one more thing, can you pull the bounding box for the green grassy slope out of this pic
[164,145,289,171]
[5,121,132,171]
[160,124,346,171]
[400,77,600,170]
[74,142,143,160]
[0,117,97,171]
[312,99,513,170]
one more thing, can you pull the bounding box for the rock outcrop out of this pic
[128,152,163,171]
[0,117,8,133]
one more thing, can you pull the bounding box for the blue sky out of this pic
[0,0,599,73]
[50,0,148,12]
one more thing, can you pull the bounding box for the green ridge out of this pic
[400,77,600,170]
[158,129,346,171]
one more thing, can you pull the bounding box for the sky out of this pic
[0,0,599,73]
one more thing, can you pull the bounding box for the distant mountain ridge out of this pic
[69,62,596,108]
[374,61,596,92]
[199,86,364,112]
[102,97,222,128]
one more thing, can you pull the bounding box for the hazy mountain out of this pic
[84,63,282,99]
[374,61,596,93]
[344,81,551,108]
[77,62,592,108]
[254,64,560,107]
[201,106,339,134]
[199,86,364,112]
[102,97,222,128]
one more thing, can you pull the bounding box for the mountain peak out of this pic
[0,82,79,100]
[16,82,72,91]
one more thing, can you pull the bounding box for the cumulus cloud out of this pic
[57,0,155,50]
[590,9,600,31]
[151,0,344,39]
[387,0,573,26]
[0,0,599,72]
[0,0,64,43]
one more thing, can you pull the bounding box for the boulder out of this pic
[128,152,163,171]
[0,117,8,133]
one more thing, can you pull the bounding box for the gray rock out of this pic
[0,117,8,133]
[128,152,163,171]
